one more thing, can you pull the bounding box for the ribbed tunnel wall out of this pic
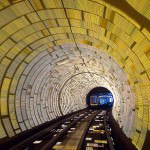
[0,0,149,149]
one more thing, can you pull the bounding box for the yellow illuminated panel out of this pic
[71,27,87,35]
[57,19,69,27]
[0,39,15,57]
[44,20,58,28]
[0,1,10,11]
[53,34,68,40]
[2,16,30,36]
[9,94,20,129]
[0,120,7,138]
[38,9,66,20]
[1,78,11,115]
[49,27,71,34]
[113,13,135,34]
[66,9,82,20]
[11,1,31,15]
[84,12,100,25]
[29,0,44,10]
[3,118,15,137]
[126,0,150,20]
[43,0,62,8]
[63,0,104,17]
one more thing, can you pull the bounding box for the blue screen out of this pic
[90,93,114,107]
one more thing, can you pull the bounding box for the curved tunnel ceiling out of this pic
[0,0,149,149]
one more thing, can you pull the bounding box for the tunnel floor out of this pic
[0,108,137,150]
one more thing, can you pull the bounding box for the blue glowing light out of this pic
[90,93,114,107]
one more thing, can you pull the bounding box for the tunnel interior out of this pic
[86,87,114,109]
[0,0,149,149]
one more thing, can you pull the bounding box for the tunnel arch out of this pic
[0,0,149,149]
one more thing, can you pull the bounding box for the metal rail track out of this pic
[0,109,87,150]
[1,109,115,150]
[10,109,90,150]
[40,110,98,150]
[79,110,115,150]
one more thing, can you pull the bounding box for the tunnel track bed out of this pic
[50,110,100,150]
[47,110,115,150]
[80,110,115,150]
[10,109,92,150]
[23,110,99,150]
[1,109,115,150]
[0,108,87,150]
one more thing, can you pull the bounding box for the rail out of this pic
[78,109,115,150]
[40,110,94,150]
[10,109,89,150]
[1,109,115,150]
[104,113,114,150]
[0,108,87,150]
[77,110,101,150]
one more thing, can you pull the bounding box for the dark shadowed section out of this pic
[86,87,113,109]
